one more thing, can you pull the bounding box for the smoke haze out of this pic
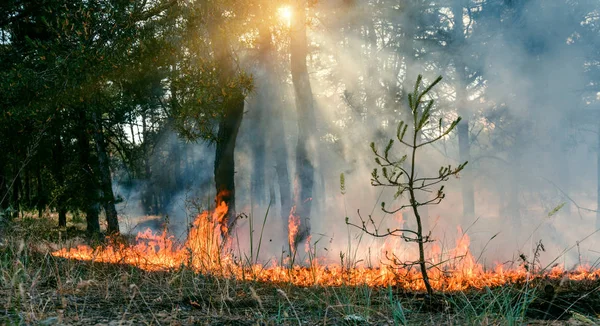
[116,0,600,269]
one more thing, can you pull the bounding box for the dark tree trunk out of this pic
[24,169,31,208]
[142,112,152,214]
[77,111,101,236]
[85,203,100,237]
[0,168,10,211]
[58,208,67,228]
[208,19,246,237]
[53,131,67,227]
[91,112,120,235]
[12,172,20,219]
[129,118,136,147]
[170,83,183,193]
[36,164,43,218]
[0,163,7,211]
[290,0,317,246]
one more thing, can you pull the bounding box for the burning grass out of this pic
[1,210,600,324]
[51,205,600,292]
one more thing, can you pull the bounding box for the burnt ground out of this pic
[0,217,599,325]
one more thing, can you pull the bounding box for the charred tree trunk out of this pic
[77,111,100,236]
[291,0,317,246]
[91,112,120,235]
[208,19,246,237]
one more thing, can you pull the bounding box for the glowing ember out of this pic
[52,205,600,291]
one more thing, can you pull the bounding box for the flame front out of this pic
[52,205,600,291]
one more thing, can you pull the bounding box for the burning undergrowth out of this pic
[51,203,600,293]
[1,213,599,325]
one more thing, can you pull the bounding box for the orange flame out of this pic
[52,205,600,291]
[288,206,300,253]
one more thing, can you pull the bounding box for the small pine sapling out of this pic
[347,75,467,296]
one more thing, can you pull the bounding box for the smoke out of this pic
[116,0,600,269]
[114,130,216,239]
[300,0,600,267]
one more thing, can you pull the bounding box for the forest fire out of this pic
[51,204,600,292]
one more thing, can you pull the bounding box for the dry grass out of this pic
[0,216,599,325]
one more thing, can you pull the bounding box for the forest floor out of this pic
[0,215,599,325]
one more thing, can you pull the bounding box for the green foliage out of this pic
[0,0,254,227]
[340,173,346,195]
[548,203,565,217]
[369,75,467,215]
[173,64,254,142]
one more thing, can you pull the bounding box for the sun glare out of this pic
[278,6,293,26]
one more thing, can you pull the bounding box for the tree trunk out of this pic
[91,112,120,234]
[258,24,292,237]
[36,163,43,218]
[85,202,100,237]
[12,171,20,219]
[208,18,246,238]
[452,2,475,218]
[142,112,152,214]
[53,131,67,227]
[77,110,101,236]
[250,97,267,206]
[250,27,268,206]
[129,117,136,147]
[290,0,317,246]
[457,120,474,216]
[0,163,8,211]
[365,11,378,116]
[24,169,31,208]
